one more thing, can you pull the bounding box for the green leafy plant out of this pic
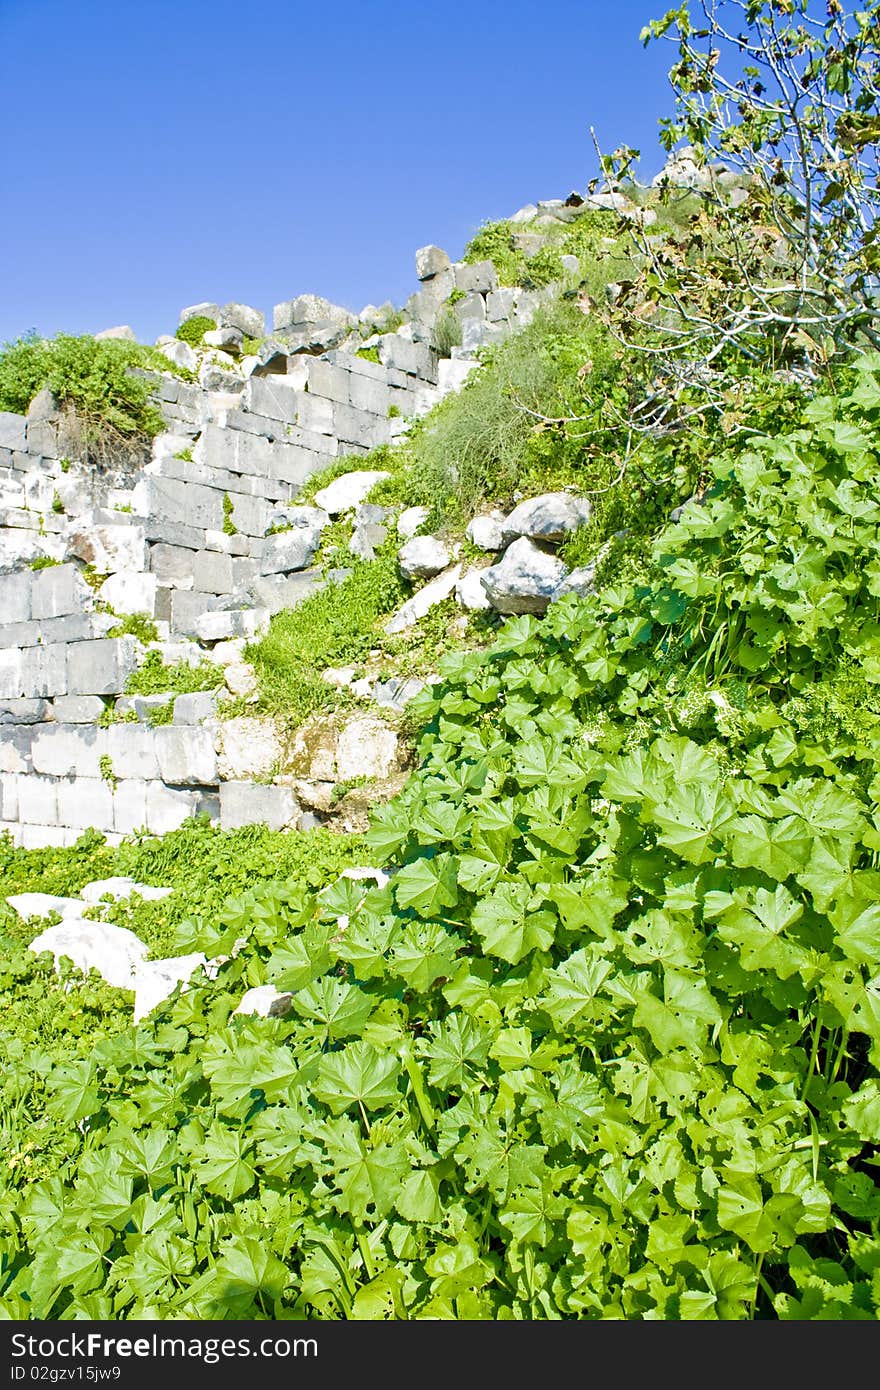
[223,493,237,536]
[125,652,225,697]
[98,755,118,790]
[356,346,381,364]
[431,307,463,358]
[29,556,60,571]
[0,333,183,467]
[175,316,216,347]
[107,612,159,644]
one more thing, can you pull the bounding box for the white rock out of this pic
[340,866,392,888]
[398,535,451,580]
[396,506,430,539]
[216,716,283,780]
[552,564,598,602]
[455,568,492,610]
[234,984,294,1018]
[385,565,461,633]
[322,665,357,688]
[480,537,568,615]
[68,523,147,574]
[80,877,173,905]
[133,953,207,1023]
[501,492,591,547]
[224,663,257,698]
[95,325,136,341]
[98,571,158,617]
[7,893,84,921]
[158,340,197,372]
[29,919,148,988]
[313,470,391,516]
[466,510,507,551]
[335,716,401,782]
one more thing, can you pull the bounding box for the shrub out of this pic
[431,306,462,357]
[463,220,525,286]
[0,333,179,467]
[175,316,216,347]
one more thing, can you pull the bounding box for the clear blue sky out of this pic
[0,0,676,346]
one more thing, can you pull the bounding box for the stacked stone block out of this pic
[0,224,558,847]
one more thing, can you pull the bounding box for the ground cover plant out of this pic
[0,820,364,1208]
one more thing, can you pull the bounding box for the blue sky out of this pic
[0,0,675,345]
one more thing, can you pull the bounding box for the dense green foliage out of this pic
[4,366,880,1318]
[175,316,217,347]
[125,652,226,697]
[247,550,407,724]
[0,333,175,436]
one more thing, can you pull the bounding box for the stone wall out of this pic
[0,235,553,848]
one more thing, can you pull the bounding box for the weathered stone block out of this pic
[179,301,221,326]
[224,491,274,539]
[51,695,106,723]
[150,544,196,587]
[454,260,498,295]
[240,375,301,425]
[145,782,199,834]
[192,550,234,594]
[332,401,389,449]
[67,638,138,696]
[68,523,148,574]
[347,372,391,417]
[169,590,215,636]
[30,563,90,621]
[134,477,224,533]
[0,698,49,724]
[18,774,59,825]
[0,771,19,820]
[220,302,264,338]
[56,777,115,832]
[378,334,437,381]
[20,825,78,849]
[155,725,217,785]
[260,515,327,574]
[295,392,335,437]
[0,650,24,700]
[193,608,268,643]
[246,570,323,614]
[112,779,148,835]
[415,245,452,281]
[142,515,207,550]
[105,725,161,780]
[173,691,220,725]
[438,358,478,393]
[0,412,27,452]
[306,358,350,405]
[455,292,486,322]
[22,644,68,698]
[219,781,299,831]
[31,724,105,777]
[204,530,252,556]
[0,726,33,773]
[98,571,159,616]
[216,715,283,780]
[0,571,31,623]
